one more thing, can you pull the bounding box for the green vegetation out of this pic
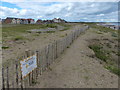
[60,35,65,37]
[87,23,120,76]
[2,24,57,37]
[2,46,9,49]
[13,36,25,41]
[89,45,108,62]
[85,23,118,34]
[46,31,55,33]
[36,31,42,34]
[89,43,120,76]
[105,65,120,76]
[60,27,70,31]
[116,51,120,56]
[2,23,70,42]
[67,46,70,48]
[33,33,40,36]
[45,24,57,28]
[84,76,89,80]
[111,32,118,37]
[106,43,112,48]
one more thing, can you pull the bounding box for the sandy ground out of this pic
[2,24,84,66]
[30,28,118,88]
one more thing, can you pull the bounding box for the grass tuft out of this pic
[46,31,55,33]
[105,65,120,76]
[89,45,108,62]
[13,36,25,41]
[2,46,9,49]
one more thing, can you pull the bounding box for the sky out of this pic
[0,0,119,22]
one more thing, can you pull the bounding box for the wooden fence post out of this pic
[36,50,39,80]
[45,46,48,69]
[56,41,58,59]
[2,67,5,90]
[25,50,31,86]
[12,61,15,89]
[6,67,9,90]
[15,59,19,88]
[40,49,43,75]
[20,69,23,89]
[51,43,54,64]
[46,45,49,68]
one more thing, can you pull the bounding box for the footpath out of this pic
[31,29,118,88]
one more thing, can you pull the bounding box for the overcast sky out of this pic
[0,0,119,22]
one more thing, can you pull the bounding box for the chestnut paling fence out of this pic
[2,26,89,89]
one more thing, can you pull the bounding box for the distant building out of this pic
[21,19,28,24]
[4,17,21,24]
[11,18,17,24]
[27,19,35,24]
[0,18,1,24]
[2,19,5,24]
[36,19,42,24]
[16,19,21,24]
[4,17,14,24]
[3,17,67,24]
[3,17,35,24]
[42,20,53,24]
[52,18,66,23]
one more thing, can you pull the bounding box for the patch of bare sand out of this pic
[31,28,118,88]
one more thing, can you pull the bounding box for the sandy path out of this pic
[31,29,118,88]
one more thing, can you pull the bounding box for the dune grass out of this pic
[2,23,70,43]
[89,45,109,62]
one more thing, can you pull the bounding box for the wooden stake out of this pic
[2,67,5,90]
[6,67,9,89]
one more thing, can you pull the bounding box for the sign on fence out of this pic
[20,54,37,78]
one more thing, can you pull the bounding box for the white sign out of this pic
[20,54,37,78]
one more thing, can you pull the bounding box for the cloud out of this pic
[0,2,118,22]
[1,0,119,2]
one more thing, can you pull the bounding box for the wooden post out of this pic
[20,70,23,89]
[45,46,48,69]
[49,44,52,65]
[36,50,39,80]
[6,67,9,90]
[23,55,27,89]
[15,59,18,88]
[20,56,24,89]
[31,51,36,84]
[12,62,15,89]
[43,47,46,71]
[54,40,56,60]
[28,73,31,86]
[2,67,5,90]
[56,41,58,58]
[25,50,31,86]
[46,45,49,68]
[51,43,54,64]
[48,44,51,66]
[40,50,43,75]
